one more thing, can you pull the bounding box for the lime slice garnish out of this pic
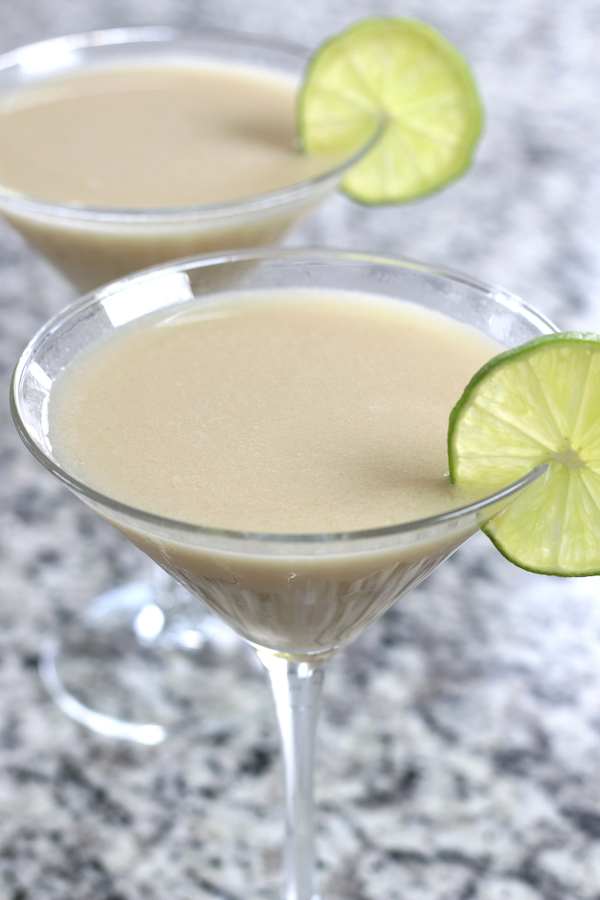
[298,18,484,204]
[448,332,600,576]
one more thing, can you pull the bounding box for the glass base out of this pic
[39,580,271,744]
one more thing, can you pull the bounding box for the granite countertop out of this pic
[0,1,600,898]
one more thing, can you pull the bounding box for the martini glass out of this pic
[0,27,361,742]
[12,248,554,899]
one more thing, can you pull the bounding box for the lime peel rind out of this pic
[448,332,600,576]
[298,18,484,205]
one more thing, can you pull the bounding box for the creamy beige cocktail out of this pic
[0,29,345,291]
[0,65,330,209]
[49,286,502,658]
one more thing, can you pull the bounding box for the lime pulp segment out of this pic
[448,333,600,576]
[298,18,484,204]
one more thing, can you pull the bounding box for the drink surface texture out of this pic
[50,289,500,534]
[0,62,328,207]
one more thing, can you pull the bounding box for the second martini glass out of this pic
[0,26,360,742]
[12,248,553,900]
[0,26,353,291]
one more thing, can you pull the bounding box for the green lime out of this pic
[298,18,484,204]
[448,332,600,576]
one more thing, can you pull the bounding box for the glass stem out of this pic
[258,652,325,900]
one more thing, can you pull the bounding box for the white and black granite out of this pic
[0,1,600,898]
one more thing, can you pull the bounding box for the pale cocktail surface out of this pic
[0,62,330,207]
[50,289,501,533]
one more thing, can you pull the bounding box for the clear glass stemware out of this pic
[11,248,556,899]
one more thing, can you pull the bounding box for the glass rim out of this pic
[0,25,363,223]
[11,246,556,549]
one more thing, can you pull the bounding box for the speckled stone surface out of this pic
[0,1,600,899]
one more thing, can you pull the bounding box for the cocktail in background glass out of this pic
[0,26,354,292]
[11,248,554,900]
[0,27,362,740]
